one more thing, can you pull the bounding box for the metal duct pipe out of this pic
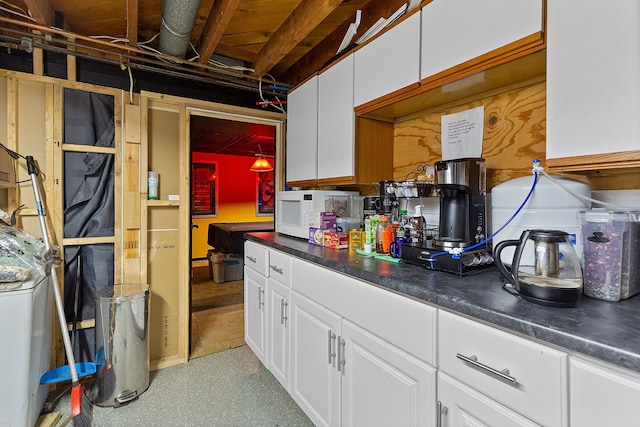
[159,0,201,58]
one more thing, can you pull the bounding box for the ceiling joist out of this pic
[127,0,138,48]
[197,0,241,65]
[251,0,343,77]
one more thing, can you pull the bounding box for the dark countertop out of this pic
[246,232,640,374]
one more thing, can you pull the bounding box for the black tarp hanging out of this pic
[62,88,115,361]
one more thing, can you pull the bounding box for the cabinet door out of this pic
[318,54,355,181]
[354,12,421,107]
[421,0,543,79]
[290,291,341,427]
[341,319,436,427]
[244,267,267,365]
[286,75,318,183]
[438,373,539,427]
[267,278,290,391]
[547,0,640,159]
[570,356,640,427]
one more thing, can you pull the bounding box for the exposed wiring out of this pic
[137,32,160,46]
[89,35,130,44]
[538,167,640,211]
[258,74,286,114]
[0,0,35,22]
[127,65,133,105]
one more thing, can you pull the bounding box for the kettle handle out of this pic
[494,230,532,287]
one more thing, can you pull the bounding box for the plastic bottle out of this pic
[148,171,159,200]
[367,215,380,249]
[398,209,410,239]
[409,205,425,244]
[375,215,395,254]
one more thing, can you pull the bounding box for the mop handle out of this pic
[26,156,80,384]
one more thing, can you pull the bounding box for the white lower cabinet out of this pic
[341,319,436,427]
[267,277,290,390]
[290,258,437,426]
[244,266,267,365]
[290,290,437,427]
[438,372,539,427]
[290,291,342,427]
[570,356,640,426]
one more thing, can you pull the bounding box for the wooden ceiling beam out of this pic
[197,0,241,65]
[127,0,138,47]
[282,0,408,85]
[23,0,55,26]
[251,0,343,77]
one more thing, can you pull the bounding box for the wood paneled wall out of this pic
[393,80,640,191]
[393,81,547,190]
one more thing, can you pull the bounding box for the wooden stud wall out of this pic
[0,70,123,370]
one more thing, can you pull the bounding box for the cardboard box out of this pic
[323,231,349,249]
[309,227,331,246]
[309,211,337,229]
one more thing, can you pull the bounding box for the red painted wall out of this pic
[191,152,273,258]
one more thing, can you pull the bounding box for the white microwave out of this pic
[276,190,358,239]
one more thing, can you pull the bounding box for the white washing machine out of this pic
[0,275,52,427]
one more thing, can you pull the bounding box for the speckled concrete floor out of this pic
[51,345,313,426]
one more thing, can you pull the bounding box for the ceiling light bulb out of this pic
[250,157,273,172]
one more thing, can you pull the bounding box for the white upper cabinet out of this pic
[286,75,318,183]
[354,12,421,107]
[547,0,640,159]
[421,0,543,79]
[317,54,355,181]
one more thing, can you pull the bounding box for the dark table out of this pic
[207,221,275,254]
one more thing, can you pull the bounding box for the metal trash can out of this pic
[94,283,150,407]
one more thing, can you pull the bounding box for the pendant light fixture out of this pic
[250,144,274,172]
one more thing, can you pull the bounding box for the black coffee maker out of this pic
[400,157,493,275]
[378,180,398,218]
[434,157,488,248]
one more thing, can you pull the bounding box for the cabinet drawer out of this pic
[293,258,437,365]
[268,249,292,287]
[438,310,568,427]
[244,241,269,277]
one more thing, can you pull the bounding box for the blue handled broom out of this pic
[26,155,93,426]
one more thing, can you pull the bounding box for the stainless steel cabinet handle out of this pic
[258,287,265,310]
[246,255,257,263]
[280,299,288,325]
[456,353,517,384]
[270,264,283,275]
[337,337,346,372]
[437,401,448,427]
[328,331,336,364]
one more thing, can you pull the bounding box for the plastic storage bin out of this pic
[209,250,226,283]
[224,257,244,281]
[95,283,150,407]
[580,210,640,301]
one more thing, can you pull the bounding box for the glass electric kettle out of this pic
[494,229,583,307]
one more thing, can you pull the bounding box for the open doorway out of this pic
[188,113,277,359]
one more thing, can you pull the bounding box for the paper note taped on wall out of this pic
[441,106,484,161]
